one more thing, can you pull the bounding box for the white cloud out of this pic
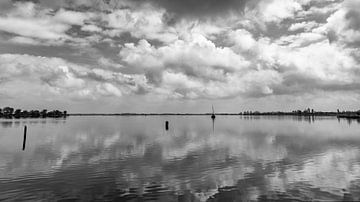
[288,21,319,32]
[276,32,326,48]
[297,1,341,19]
[0,54,151,100]
[96,83,123,97]
[54,9,92,26]
[228,29,256,51]
[116,11,360,99]
[0,2,97,45]
[9,36,41,45]
[0,2,67,41]
[81,24,102,32]
[121,34,249,73]
[280,41,357,83]
[0,17,69,40]
[258,0,303,23]
[103,6,178,43]
[322,0,360,44]
[98,57,123,69]
[119,33,289,99]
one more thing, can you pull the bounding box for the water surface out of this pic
[0,116,360,201]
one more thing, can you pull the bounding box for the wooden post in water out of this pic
[22,125,27,151]
[165,121,169,131]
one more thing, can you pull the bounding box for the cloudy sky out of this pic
[0,0,359,113]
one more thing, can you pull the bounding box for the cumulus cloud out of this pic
[260,40,360,95]
[0,16,69,41]
[288,21,319,32]
[0,2,96,45]
[258,0,303,23]
[97,57,124,70]
[120,34,250,84]
[321,0,360,45]
[53,9,93,26]
[118,33,291,99]
[226,25,360,97]
[0,54,151,100]
[1,0,360,110]
[81,24,102,32]
[102,5,178,43]
[276,32,326,48]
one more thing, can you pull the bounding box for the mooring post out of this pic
[22,125,27,151]
[165,121,169,131]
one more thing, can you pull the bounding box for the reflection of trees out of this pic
[1,121,13,128]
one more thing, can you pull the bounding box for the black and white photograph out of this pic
[1,0,360,201]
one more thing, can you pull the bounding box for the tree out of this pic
[30,110,40,118]
[3,107,14,117]
[41,109,47,118]
[14,109,22,118]
[21,110,29,118]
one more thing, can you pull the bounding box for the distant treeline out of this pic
[0,107,67,118]
[70,113,242,116]
[69,109,360,117]
[242,108,360,117]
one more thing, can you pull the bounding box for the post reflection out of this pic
[212,117,215,134]
[22,125,27,151]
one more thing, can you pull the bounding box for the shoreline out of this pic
[1,113,358,119]
[68,113,336,116]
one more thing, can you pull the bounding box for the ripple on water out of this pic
[2,116,360,201]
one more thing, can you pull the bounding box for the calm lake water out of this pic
[1,116,360,201]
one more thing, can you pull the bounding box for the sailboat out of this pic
[211,105,216,119]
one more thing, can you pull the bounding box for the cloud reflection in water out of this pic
[0,116,360,201]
